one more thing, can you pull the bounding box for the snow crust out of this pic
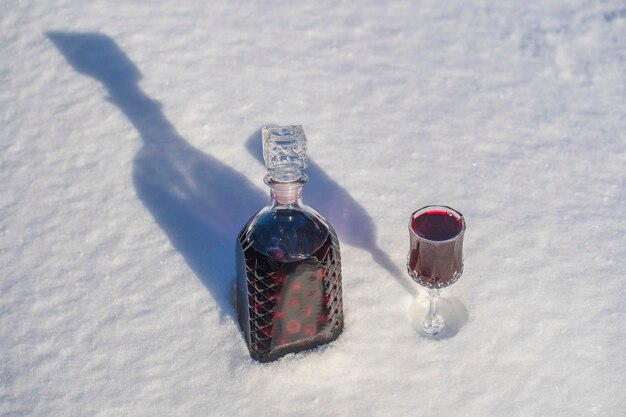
[1,1,625,416]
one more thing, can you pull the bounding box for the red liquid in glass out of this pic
[408,209,464,288]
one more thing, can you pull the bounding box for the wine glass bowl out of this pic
[407,205,466,337]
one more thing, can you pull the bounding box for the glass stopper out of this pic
[262,125,308,182]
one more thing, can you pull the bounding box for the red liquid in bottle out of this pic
[236,208,343,362]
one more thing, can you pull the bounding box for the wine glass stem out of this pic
[422,288,444,336]
[428,288,439,322]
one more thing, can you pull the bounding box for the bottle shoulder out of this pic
[239,204,335,262]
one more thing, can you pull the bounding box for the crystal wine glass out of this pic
[407,205,466,337]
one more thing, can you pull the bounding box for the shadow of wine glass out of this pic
[47,31,267,320]
[408,295,469,340]
[245,129,415,295]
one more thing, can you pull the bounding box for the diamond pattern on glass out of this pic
[238,226,343,359]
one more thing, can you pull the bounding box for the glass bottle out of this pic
[236,125,344,362]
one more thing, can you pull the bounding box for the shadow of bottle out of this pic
[245,130,414,295]
[47,32,267,320]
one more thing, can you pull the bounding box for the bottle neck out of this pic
[265,175,307,206]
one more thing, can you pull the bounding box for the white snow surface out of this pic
[2,1,625,416]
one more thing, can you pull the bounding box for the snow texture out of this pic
[1,1,625,416]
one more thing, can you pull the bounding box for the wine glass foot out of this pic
[422,316,445,337]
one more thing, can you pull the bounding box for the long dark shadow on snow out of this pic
[245,130,414,294]
[47,32,266,319]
